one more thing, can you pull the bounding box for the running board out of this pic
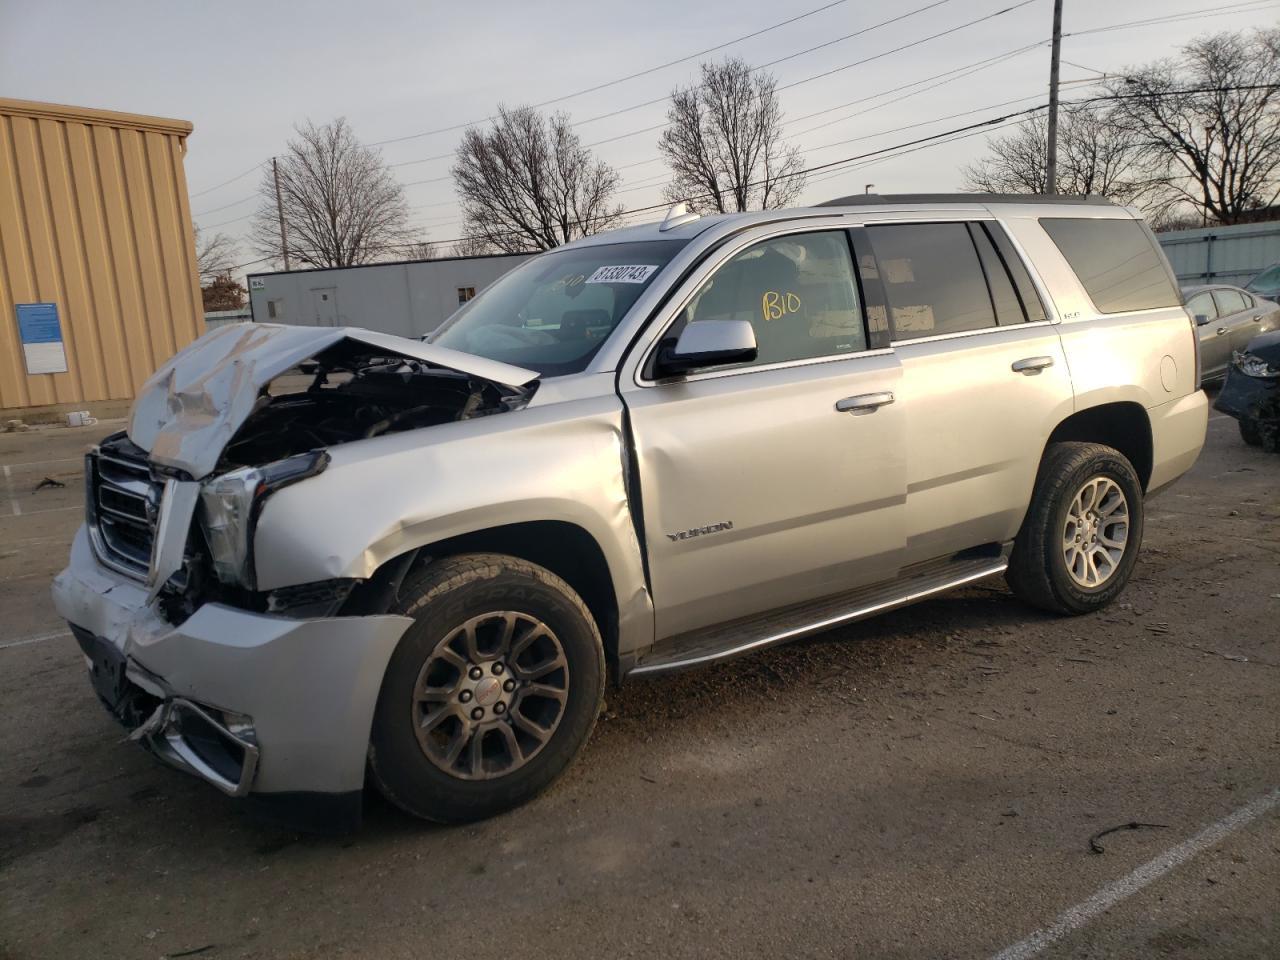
[629,553,1008,677]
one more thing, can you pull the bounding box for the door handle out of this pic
[1216,326,1228,336]
[835,391,895,414]
[1011,356,1055,374]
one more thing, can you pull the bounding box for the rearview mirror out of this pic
[1194,313,1211,326]
[657,320,757,376]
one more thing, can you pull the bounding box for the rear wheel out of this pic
[1007,442,1144,615]
[369,554,604,823]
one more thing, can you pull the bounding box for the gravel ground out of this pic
[0,407,1276,960]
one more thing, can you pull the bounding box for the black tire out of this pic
[368,553,604,823]
[1006,442,1145,615]
[1239,418,1262,447]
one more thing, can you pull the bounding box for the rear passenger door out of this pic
[856,220,1075,565]
[1212,288,1262,354]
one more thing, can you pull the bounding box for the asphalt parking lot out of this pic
[1,406,1276,960]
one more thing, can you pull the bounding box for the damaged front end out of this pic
[1215,329,1280,451]
[57,323,538,827]
[120,323,538,615]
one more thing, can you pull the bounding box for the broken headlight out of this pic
[198,450,330,588]
[1232,350,1280,378]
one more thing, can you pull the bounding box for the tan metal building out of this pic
[0,97,203,419]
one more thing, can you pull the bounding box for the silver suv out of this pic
[54,194,1207,829]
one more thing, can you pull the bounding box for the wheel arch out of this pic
[347,521,624,681]
[1044,401,1154,490]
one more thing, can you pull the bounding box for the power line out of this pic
[366,0,860,148]
[573,0,1033,129]
[385,0,975,168]
[1066,0,1278,38]
[188,161,265,199]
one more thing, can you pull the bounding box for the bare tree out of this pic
[403,241,440,261]
[194,226,237,282]
[452,106,624,253]
[963,104,1148,200]
[450,236,497,257]
[659,58,805,213]
[1107,29,1280,224]
[250,118,417,268]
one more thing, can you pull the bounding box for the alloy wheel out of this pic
[411,611,569,780]
[1062,476,1130,588]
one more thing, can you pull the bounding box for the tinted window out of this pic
[1039,217,1180,313]
[1185,291,1218,320]
[1213,289,1248,315]
[677,231,867,366]
[867,223,996,339]
[430,239,686,376]
[969,223,1025,326]
[988,223,1048,322]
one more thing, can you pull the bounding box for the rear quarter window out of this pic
[1039,217,1181,314]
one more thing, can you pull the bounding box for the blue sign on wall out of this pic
[15,303,68,375]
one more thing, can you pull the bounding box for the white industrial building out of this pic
[247,252,531,337]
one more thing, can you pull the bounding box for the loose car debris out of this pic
[1088,821,1170,854]
[32,476,65,492]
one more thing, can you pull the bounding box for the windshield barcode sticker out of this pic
[586,264,658,284]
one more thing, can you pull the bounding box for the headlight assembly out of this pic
[198,450,330,588]
[1232,350,1280,379]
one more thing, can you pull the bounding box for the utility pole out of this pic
[1045,0,1064,195]
[272,157,292,270]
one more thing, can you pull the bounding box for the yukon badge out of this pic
[666,520,733,543]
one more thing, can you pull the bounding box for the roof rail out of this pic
[817,192,1116,207]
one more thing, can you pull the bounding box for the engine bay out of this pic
[219,339,533,470]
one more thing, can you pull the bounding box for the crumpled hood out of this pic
[128,323,538,480]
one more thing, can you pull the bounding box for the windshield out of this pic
[429,239,687,375]
[1248,265,1280,292]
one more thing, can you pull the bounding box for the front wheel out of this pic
[1006,442,1145,615]
[1239,418,1262,447]
[369,554,605,823]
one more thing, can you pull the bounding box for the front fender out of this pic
[251,393,651,647]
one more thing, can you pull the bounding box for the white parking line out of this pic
[2,464,19,516]
[990,787,1280,960]
[0,628,73,650]
[0,503,82,520]
[1208,414,1230,423]
[0,455,81,470]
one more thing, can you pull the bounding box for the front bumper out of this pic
[53,526,413,813]
[1214,366,1280,425]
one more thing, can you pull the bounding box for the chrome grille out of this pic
[87,445,160,580]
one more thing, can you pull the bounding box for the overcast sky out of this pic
[3,0,1277,267]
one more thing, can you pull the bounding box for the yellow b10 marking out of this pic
[762,290,801,321]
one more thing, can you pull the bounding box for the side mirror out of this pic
[1194,313,1211,326]
[657,320,757,376]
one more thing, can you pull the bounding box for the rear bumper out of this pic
[1147,390,1208,495]
[53,526,412,819]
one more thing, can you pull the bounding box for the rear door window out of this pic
[865,222,997,340]
[968,223,1026,326]
[1039,217,1181,313]
[1212,289,1248,316]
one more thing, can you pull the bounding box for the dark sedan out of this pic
[1183,284,1280,382]
[1214,328,1280,451]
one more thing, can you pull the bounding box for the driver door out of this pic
[619,228,906,641]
